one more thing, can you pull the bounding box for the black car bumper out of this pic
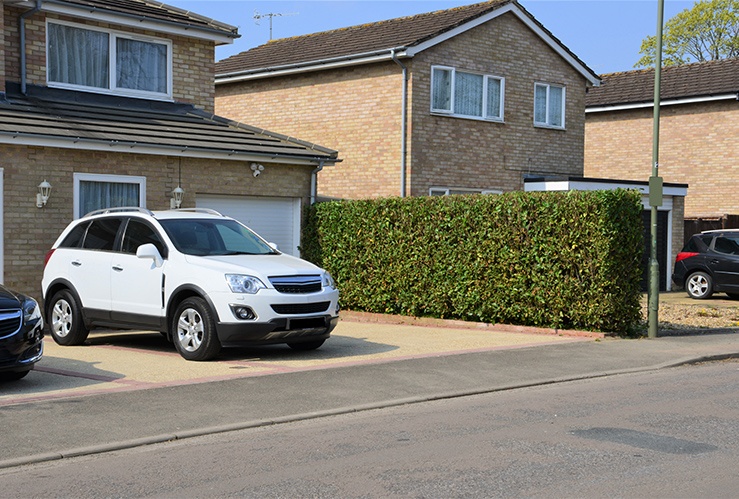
[215,315,339,347]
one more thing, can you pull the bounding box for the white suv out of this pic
[41,208,339,361]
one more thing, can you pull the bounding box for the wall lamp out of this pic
[170,186,185,209]
[36,180,51,208]
[250,162,265,178]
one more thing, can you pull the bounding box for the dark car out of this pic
[672,229,739,300]
[0,285,44,381]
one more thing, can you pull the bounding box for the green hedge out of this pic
[302,190,644,334]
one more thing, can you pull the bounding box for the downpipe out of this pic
[20,0,44,95]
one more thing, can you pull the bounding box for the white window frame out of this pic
[47,20,173,100]
[533,82,566,129]
[73,173,147,219]
[431,65,505,122]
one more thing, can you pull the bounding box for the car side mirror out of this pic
[136,243,164,268]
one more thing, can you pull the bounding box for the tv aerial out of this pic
[254,10,298,40]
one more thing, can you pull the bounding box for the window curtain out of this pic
[48,24,109,88]
[486,78,502,118]
[79,181,140,218]
[454,72,483,117]
[549,86,563,127]
[432,68,452,112]
[534,85,548,124]
[116,38,167,93]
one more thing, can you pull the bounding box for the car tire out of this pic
[172,297,221,361]
[287,339,326,351]
[0,370,30,382]
[686,271,713,299]
[47,289,90,345]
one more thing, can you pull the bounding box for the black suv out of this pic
[672,229,739,300]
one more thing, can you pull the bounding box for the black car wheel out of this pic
[686,271,713,299]
[48,289,90,345]
[172,297,221,361]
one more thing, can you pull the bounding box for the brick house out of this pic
[584,58,739,222]
[0,0,338,298]
[214,0,600,201]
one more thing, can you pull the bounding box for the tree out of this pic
[635,0,738,67]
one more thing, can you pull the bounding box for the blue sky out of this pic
[166,1,695,75]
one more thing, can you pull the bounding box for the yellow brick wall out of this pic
[0,5,5,94]
[3,6,216,112]
[409,13,588,196]
[584,100,739,218]
[215,12,589,200]
[217,62,404,199]
[0,145,312,298]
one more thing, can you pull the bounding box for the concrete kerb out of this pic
[3,351,737,471]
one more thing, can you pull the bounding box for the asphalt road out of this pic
[1,359,736,498]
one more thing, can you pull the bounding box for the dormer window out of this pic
[47,21,172,100]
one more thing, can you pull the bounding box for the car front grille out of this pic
[0,310,22,338]
[269,275,322,294]
[271,302,330,314]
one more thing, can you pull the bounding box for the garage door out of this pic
[196,195,302,256]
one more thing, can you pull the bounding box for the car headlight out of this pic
[322,271,336,289]
[226,274,266,294]
[23,297,42,322]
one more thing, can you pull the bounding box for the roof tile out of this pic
[586,58,739,107]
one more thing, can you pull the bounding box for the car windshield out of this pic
[160,219,277,256]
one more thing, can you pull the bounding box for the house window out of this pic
[431,66,504,121]
[74,173,146,218]
[534,83,565,128]
[47,21,172,99]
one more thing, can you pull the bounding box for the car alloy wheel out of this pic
[686,271,713,299]
[172,297,221,361]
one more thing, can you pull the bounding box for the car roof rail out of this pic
[83,207,154,218]
[171,208,225,217]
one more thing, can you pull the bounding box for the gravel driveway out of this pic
[642,292,739,334]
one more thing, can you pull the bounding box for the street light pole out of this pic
[648,0,665,339]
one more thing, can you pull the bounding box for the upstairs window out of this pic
[47,21,172,99]
[431,66,504,121]
[534,83,565,128]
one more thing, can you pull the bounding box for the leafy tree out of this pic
[635,0,738,67]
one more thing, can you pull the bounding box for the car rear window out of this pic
[59,222,89,248]
[713,235,739,255]
[83,218,121,251]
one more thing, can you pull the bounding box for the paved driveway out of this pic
[1,316,592,408]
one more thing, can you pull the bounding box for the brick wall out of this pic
[215,12,589,200]
[0,145,312,298]
[0,5,5,94]
[3,6,216,112]
[409,13,588,196]
[584,100,739,218]
[217,62,404,199]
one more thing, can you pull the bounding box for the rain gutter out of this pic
[20,0,43,95]
[391,49,409,198]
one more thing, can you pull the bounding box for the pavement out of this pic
[1,292,738,470]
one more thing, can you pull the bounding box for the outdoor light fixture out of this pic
[170,185,185,209]
[36,180,51,208]
[250,162,265,178]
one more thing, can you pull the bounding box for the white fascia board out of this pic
[525,179,688,197]
[216,52,404,84]
[40,3,236,44]
[586,93,738,113]
[0,135,331,166]
[405,3,600,86]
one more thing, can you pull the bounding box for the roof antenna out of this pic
[253,10,298,40]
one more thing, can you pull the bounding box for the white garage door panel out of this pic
[196,195,301,256]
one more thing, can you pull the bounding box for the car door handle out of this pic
[112,265,124,272]
[710,259,720,265]
[72,260,82,267]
